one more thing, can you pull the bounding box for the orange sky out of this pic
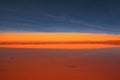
[0,32,120,42]
[0,32,120,49]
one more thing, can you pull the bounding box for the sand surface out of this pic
[0,48,120,80]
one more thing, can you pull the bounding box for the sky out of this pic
[1,32,120,48]
[1,32,120,42]
[0,0,120,34]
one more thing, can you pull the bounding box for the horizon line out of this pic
[1,40,120,45]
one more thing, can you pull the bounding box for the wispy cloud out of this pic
[44,14,120,33]
[0,9,120,33]
[0,26,25,32]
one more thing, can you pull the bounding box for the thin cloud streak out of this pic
[46,14,120,33]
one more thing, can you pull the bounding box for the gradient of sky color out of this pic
[0,0,120,34]
[1,32,120,41]
[0,32,120,48]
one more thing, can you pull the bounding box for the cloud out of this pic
[0,9,120,34]
[0,26,25,32]
[44,14,120,33]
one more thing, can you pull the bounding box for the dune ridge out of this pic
[0,40,120,45]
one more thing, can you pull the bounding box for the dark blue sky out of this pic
[0,0,120,34]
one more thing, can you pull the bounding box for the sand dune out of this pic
[1,48,120,80]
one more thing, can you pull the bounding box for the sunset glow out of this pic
[1,0,120,80]
[1,32,120,41]
[0,32,120,49]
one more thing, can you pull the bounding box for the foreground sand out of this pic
[0,48,120,80]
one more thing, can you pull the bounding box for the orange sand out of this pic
[1,48,120,80]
